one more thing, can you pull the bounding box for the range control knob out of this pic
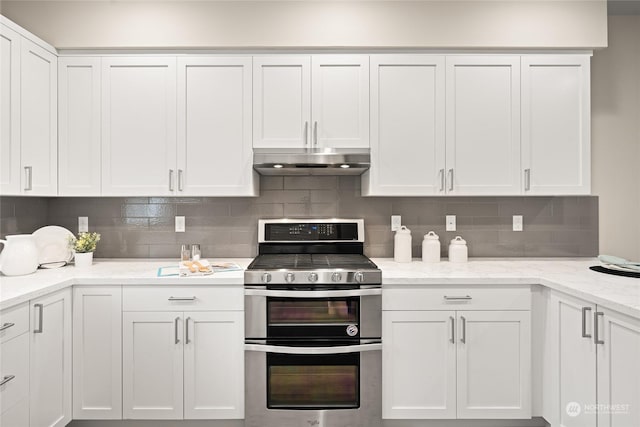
[354,271,365,283]
[285,273,295,283]
[261,273,271,283]
[308,273,318,283]
[331,272,342,283]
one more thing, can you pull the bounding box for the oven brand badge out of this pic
[346,324,359,337]
[307,420,320,426]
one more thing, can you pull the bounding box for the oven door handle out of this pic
[245,342,382,355]
[244,288,382,298]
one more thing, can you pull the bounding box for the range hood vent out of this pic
[253,148,370,176]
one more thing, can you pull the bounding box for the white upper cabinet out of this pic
[253,55,369,149]
[445,56,521,195]
[522,55,591,195]
[101,57,177,196]
[177,57,257,196]
[363,55,445,196]
[0,24,21,195]
[58,57,101,196]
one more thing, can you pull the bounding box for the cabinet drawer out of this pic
[383,286,531,311]
[0,303,29,344]
[0,333,29,414]
[123,286,243,311]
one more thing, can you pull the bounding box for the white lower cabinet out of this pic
[30,288,72,427]
[1,306,30,427]
[383,286,531,420]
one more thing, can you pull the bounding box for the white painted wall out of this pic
[0,0,606,49]
[592,15,640,261]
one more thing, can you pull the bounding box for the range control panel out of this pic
[264,222,359,242]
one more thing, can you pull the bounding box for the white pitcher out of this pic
[0,234,39,276]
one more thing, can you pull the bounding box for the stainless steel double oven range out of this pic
[244,219,382,427]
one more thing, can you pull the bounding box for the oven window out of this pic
[267,353,359,409]
[268,297,358,324]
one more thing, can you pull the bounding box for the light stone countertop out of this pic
[1,258,639,318]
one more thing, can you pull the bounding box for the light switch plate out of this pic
[78,217,88,233]
[513,215,523,231]
[175,216,186,232]
[446,215,456,231]
[391,215,402,231]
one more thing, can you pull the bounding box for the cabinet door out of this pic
[102,57,177,196]
[177,57,257,196]
[30,289,72,427]
[311,55,369,148]
[548,292,597,427]
[184,311,244,419]
[253,56,311,148]
[0,25,21,195]
[20,38,57,196]
[122,312,183,419]
[445,56,521,195]
[456,310,530,419]
[382,311,456,419]
[363,55,445,196]
[1,333,29,424]
[522,55,591,195]
[596,308,640,427]
[73,287,122,419]
[58,57,102,196]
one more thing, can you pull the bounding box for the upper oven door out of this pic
[245,287,382,341]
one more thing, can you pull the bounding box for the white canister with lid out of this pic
[422,231,441,263]
[448,236,468,263]
[394,226,412,263]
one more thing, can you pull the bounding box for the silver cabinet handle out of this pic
[439,169,445,192]
[169,169,175,192]
[444,295,472,301]
[304,121,309,146]
[0,322,15,332]
[594,311,605,345]
[0,375,16,386]
[524,169,531,191]
[168,296,196,301]
[448,169,454,192]
[449,316,455,343]
[178,169,184,191]
[460,315,466,343]
[185,317,191,344]
[582,307,592,338]
[33,304,43,333]
[313,121,318,146]
[174,317,180,344]
[24,166,32,191]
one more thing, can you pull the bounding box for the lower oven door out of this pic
[245,342,382,427]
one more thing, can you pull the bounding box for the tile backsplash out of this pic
[1,176,598,258]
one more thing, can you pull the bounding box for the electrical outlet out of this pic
[391,215,402,231]
[513,215,523,231]
[78,216,88,233]
[446,215,456,231]
[175,216,186,232]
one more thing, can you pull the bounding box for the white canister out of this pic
[394,226,412,263]
[422,231,441,263]
[448,236,468,263]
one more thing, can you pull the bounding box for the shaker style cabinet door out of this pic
[58,57,102,196]
[101,57,177,196]
[521,55,591,195]
[0,24,21,195]
[177,57,257,196]
[382,311,456,419]
[253,56,311,148]
[30,289,72,427]
[445,56,521,195]
[363,55,445,196]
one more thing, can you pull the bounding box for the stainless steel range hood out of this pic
[253,148,370,176]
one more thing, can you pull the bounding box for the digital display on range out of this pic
[265,223,358,241]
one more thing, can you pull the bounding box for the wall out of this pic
[592,15,640,261]
[1,177,598,259]
[0,197,49,238]
[0,1,607,49]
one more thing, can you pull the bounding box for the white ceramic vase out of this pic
[74,252,94,268]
